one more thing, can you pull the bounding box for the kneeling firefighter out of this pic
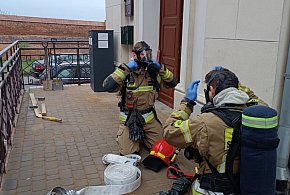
[103,41,177,155]
[163,67,279,194]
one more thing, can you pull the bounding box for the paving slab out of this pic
[1,85,196,195]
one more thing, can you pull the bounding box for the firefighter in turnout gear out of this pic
[103,41,177,155]
[163,67,266,194]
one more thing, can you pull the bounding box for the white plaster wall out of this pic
[174,0,195,109]
[203,39,279,104]
[236,0,284,41]
[205,0,238,39]
[142,0,160,59]
[106,0,160,65]
[174,0,207,110]
[202,0,285,107]
[134,0,160,59]
[106,0,123,65]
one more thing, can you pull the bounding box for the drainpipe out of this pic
[276,44,290,192]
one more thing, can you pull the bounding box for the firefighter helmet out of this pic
[142,138,175,172]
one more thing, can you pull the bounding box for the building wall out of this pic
[203,0,285,106]
[106,0,290,111]
[106,0,160,66]
[175,0,290,110]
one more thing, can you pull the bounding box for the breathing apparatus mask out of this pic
[204,78,213,103]
[132,46,153,69]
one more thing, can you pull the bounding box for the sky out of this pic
[0,0,106,21]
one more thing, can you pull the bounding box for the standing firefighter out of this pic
[103,41,177,155]
[163,67,270,194]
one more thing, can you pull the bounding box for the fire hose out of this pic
[47,154,142,195]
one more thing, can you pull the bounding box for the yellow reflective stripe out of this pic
[143,112,154,123]
[172,110,189,120]
[247,99,262,104]
[150,150,165,159]
[242,114,278,129]
[119,112,127,122]
[113,69,126,79]
[248,99,259,103]
[127,83,136,87]
[157,75,161,83]
[224,128,233,150]
[127,86,154,93]
[157,152,165,159]
[161,69,171,80]
[238,84,249,93]
[119,111,154,123]
[174,120,192,143]
[217,154,227,173]
[192,188,203,195]
[192,181,205,195]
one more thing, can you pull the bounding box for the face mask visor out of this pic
[204,77,214,103]
[133,48,152,62]
[141,49,152,62]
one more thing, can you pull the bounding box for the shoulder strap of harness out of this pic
[118,74,130,112]
[147,65,160,92]
[201,103,243,194]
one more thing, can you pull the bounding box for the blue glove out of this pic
[151,59,161,70]
[186,80,200,102]
[212,65,223,70]
[126,60,138,70]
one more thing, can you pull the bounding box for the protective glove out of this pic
[126,60,138,70]
[151,59,161,71]
[171,177,191,193]
[126,109,145,141]
[185,80,200,102]
[159,177,191,195]
[212,65,223,70]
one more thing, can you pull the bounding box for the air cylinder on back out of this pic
[240,105,279,195]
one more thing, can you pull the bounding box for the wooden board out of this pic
[41,103,47,116]
[29,93,42,118]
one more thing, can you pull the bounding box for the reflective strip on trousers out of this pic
[119,111,154,123]
[242,114,278,129]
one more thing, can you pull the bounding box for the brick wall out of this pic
[0,15,106,46]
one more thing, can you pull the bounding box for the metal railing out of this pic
[0,41,23,185]
[0,39,90,187]
[19,40,90,86]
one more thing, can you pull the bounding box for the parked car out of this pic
[40,63,91,84]
[32,54,89,79]
[31,59,45,79]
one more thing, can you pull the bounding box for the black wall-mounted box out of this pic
[125,0,134,17]
[89,30,114,92]
[121,26,134,45]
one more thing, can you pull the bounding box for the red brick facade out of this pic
[0,15,106,45]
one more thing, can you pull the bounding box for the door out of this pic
[158,0,183,108]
